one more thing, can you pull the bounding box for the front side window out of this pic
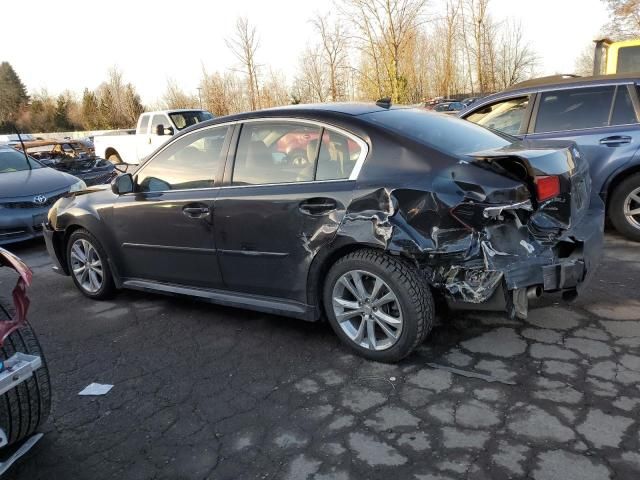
[534,86,615,133]
[136,126,228,192]
[466,96,529,136]
[150,115,169,135]
[232,123,322,185]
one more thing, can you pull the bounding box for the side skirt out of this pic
[121,279,319,322]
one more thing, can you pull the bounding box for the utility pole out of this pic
[197,87,203,109]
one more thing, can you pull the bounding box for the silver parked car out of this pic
[0,145,85,245]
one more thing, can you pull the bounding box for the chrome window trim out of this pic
[134,117,369,190]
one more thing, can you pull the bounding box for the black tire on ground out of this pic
[323,249,434,363]
[66,228,116,300]
[107,153,122,165]
[0,299,51,448]
[609,172,640,242]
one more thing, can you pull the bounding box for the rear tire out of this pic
[609,173,640,242]
[323,249,434,363]
[0,299,51,448]
[66,229,115,300]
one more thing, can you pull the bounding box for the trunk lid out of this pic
[466,139,591,236]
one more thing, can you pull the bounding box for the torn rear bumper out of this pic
[441,195,604,317]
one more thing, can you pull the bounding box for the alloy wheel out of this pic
[624,187,640,230]
[70,239,104,293]
[332,270,403,351]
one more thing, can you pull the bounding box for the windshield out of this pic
[362,108,510,156]
[169,111,214,130]
[0,148,42,173]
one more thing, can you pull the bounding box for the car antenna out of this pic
[13,123,32,171]
[376,97,392,109]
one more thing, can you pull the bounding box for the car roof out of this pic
[504,73,640,94]
[259,102,409,116]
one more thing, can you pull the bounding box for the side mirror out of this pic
[111,173,134,195]
[155,125,174,136]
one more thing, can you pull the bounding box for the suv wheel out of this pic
[609,173,640,242]
[323,249,434,362]
[67,229,115,299]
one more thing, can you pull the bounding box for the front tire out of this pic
[609,173,640,242]
[0,299,51,448]
[66,229,115,299]
[323,249,434,362]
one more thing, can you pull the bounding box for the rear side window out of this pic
[232,123,322,185]
[534,86,615,133]
[363,109,510,156]
[315,130,361,180]
[466,96,529,136]
[138,115,150,134]
[611,86,638,125]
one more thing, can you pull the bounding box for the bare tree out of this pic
[575,44,596,76]
[162,79,198,109]
[603,0,640,39]
[226,17,261,110]
[340,0,429,102]
[495,20,538,89]
[312,14,349,101]
[294,46,329,103]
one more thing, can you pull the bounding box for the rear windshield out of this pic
[617,45,640,74]
[362,108,510,155]
[0,148,42,173]
[169,111,214,130]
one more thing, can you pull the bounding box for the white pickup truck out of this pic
[94,109,214,165]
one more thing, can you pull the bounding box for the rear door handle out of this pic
[182,205,211,218]
[299,198,337,215]
[600,135,632,146]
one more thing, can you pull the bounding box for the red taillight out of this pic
[535,175,560,201]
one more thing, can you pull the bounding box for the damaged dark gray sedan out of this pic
[43,103,604,362]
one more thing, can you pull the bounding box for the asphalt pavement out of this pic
[1,233,639,480]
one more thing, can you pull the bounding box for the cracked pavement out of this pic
[1,232,639,480]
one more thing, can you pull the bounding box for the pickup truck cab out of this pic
[94,109,214,165]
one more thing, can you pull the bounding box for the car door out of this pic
[213,120,365,304]
[524,84,640,196]
[113,125,230,288]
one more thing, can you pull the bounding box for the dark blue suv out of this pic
[460,74,640,241]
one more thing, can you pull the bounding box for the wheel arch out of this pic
[605,163,640,211]
[105,148,120,160]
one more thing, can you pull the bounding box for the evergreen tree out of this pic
[0,62,29,124]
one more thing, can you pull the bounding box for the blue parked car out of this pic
[459,74,640,241]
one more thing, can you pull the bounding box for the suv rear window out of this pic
[363,109,510,156]
[534,86,615,133]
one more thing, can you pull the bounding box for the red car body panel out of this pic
[0,248,32,345]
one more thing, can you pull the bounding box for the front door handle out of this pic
[600,135,632,146]
[299,198,337,215]
[182,205,211,218]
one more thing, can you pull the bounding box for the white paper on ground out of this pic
[78,383,113,396]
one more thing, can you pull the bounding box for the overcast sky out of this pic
[2,0,608,104]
